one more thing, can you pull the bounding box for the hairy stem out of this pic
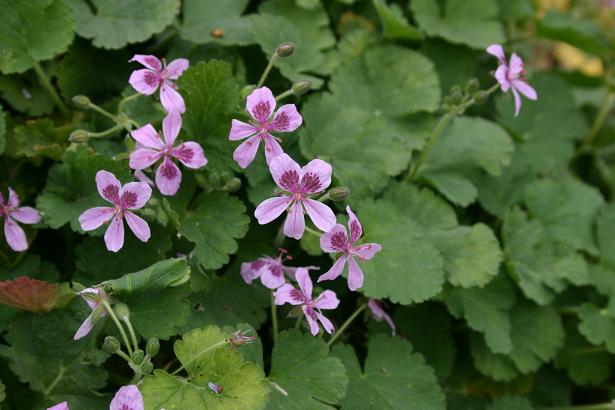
[271,293,279,345]
[326,303,367,347]
[31,60,69,117]
[275,89,294,101]
[257,53,278,88]
[102,300,134,356]
[122,316,140,353]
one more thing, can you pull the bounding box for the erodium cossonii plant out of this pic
[1,1,615,409]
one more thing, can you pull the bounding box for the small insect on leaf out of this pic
[208,382,223,394]
[211,28,224,38]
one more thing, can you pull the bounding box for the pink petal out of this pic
[303,306,321,335]
[162,111,181,146]
[263,134,284,165]
[368,299,396,335]
[130,124,164,150]
[302,199,336,232]
[314,290,340,310]
[346,206,362,243]
[124,211,150,242]
[347,256,364,291]
[512,87,522,117]
[171,142,207,168]
[134,170,155,187]
[110,385,144,410]
[295,268,313,299]
[11,207,41,224]
[300,159,332,194]
[246,86,276,123]
[120,182,152,209]
[486,44,506,63]
[254,196,292,225]
[47,401,69,410]
[494,65,511,92]
[233,135,261,169]
[7,187,19,208]
[316,311,335,334]
[270,153,301,192]
[271,104,302,132]
[320,224,348,253]
[160,82,185,113]
[104,214,125,252]
[229,120,258,141]
[240,261,262,284]
[129,69,160,95]
[4,217,27,252]
[130,54,162,71]
[260,267,286,289]
[129,148,163,170]
[73,311,95,340]
[79,207,115,231]
[164,58,189,79]
[274,283,303,305]
[352,243,382,260]
[155,159,182,196]
[79,287,104,311]
[317,255,348,283]
[284,201,305,240]
[512,80,538,100]
[96,170,121,205]
[509,53,524,77]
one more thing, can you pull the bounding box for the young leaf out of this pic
[372,0,423,41]
[106,258,190,294]
[578,303,615,354]
[0,277,58,313]
[180,0,254,46]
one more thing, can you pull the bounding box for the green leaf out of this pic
[578,303,615,353]
[0,72,54,116]
[372,0,423,41]
[469,332,519,381]
[537,11,609,57]
[525,178,604,255]
[67,0,178,49]
[418,116,514,207]
[107,258,191,294]
[0,0,75,74]
[597,205,615,269]
[502,207,588,305]
[410,0,504,49]
[422,39,479,93]
[332,335,445,409]
[487,396,534,410]
[180,0,253,46]
[36,144,132,231]
[180,192,250,270]
[178,60,240,174]
[7,118,71,160]
[142,326,269,410]
[445,274,516,354]
[0,379,4,402]
[267,330,348,409]
[0,105,5,155]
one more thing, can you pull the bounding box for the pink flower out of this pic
[0,188,41,252]
[274,268,339,336]
[367,299,395,335]
[129,112,207,196]
[78,171,152,252]
[229,87,302,168]
[134,169,154,187]
[486,44,537,116]
[254,154,336,240]
[128,54,189,113]
[73,287,108,340]
[317,206,381,291]
[110,385,144,410]
[241,249,296,289]
[47,402,69,410]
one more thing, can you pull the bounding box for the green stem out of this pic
[271,293,279,345]
[171,339,228,375]
[89,103,119,122]
[275,89,294,101]
[327,304,367,347]
[578,91,615,154]
[257,53,278,88]
[118,92,141,112]
[305,226,322,237]
[31,60,69,117]
[294,315,303,330]
[122,316,140,353]
[274,224,285,248]
[538,404,615,410]
[115,349,132,363]
[86,124,123,139]
[102,301,134,356]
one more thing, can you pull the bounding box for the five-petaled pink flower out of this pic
[255,154,335,240]
[110,385,144,410]
[274,268,339,336]
[47,402,69,410]
[241,249,316,289]
[74,287,108,340]
[368,299,396,335]
[128,54,189,114]
[229,87,302,168]
[487,44,537,116]
[129,112,207,196]
[0,188,41,252]
[317,206,381,291]
[78,171,152,252]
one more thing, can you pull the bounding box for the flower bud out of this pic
[72,95,91,109]
[194,172,208,189]
[146,338,160,357]
[223,177,241,193]
[449,85,462,96]
[465,78,480,94]
[228,330,257,347]
[292,80,311,96]
[240,85,256,99]
[450,90,463,105]
[69,130,90,143]
[114,303,130,319]
[103,336,121,354]
[208,171,221,187]
[132,349,145,365]
[328,187,350,201]
[473,91,489,105]
[276,42,295,57]
[140,361,154,375]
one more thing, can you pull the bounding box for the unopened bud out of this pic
[328,187,350,201]
[103,336,121,354]
[223,177,241,193]
[450,91,463,105]
[140,361,153,375]
[208,171,221,187]
[473,91,489,105]
[276,42,295,57]
[449,85,462,95]
[292,80,311,96]
[72,95,91,109]
[132,349,145,365]
[466,78,480,94]
[240,85,256,99]
[146,338,160,357]
[69,130,90,143]
[114,303,130,319]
